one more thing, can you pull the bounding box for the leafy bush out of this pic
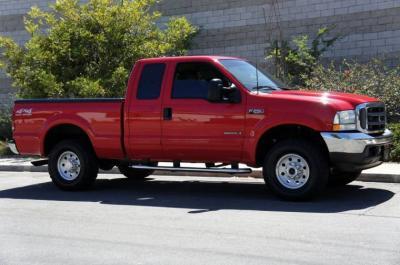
[0,108,12,141]
[306,59,400,122]
[266,27,339,85]
[388,123,400,162]
[0,141,12,156]
[0,0,198,98]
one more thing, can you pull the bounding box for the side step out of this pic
[130,165,252,174]
[31,159,49,166]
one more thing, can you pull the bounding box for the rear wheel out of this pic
[263,139,329,200]
[329,170,361,186]
[48,140,98,190]
[118,162,157,180]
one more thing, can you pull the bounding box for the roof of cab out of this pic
[136,55,242,63]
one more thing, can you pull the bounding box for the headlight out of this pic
[333,110,356,131]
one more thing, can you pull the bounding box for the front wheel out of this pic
[263,139,329,200]
[48,140,99,190]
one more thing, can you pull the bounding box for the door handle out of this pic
[163,107,172,120]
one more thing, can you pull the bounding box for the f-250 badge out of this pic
[248,108,264,114]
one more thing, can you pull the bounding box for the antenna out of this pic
[255,57,259,95]
[264,1,284,78]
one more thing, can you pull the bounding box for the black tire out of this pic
[48,140,99,191]
[329,170,361,186]
[263,139,329,200]
[118,162,157,180]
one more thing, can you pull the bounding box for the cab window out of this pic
[172,62,229,99]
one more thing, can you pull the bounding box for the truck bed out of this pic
[13,98,125,159]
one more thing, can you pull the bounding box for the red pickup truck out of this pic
[9,56,393,200]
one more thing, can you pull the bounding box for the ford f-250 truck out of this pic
[8,56,393,200]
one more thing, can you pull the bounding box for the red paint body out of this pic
[12,56,378,166]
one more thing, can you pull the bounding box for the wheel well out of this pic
[255,124,329,166]
[43,124,94,156]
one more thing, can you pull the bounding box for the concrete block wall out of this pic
[0,0,51,109]
[1,0,400,108]
[157,0,400,66]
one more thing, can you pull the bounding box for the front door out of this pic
[161,61,246,162]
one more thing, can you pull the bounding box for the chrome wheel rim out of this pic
[57,151,81,181]
[275,153,310,189]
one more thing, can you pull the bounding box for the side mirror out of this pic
[207,78,223,102]
[225,83,240,103]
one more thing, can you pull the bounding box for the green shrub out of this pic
[0,107,12,156]
[266,27,339,86]
[0,108,12,141]
[388,123,400,162]
[0,140,12,156]
[0,0,198,99]
[306,59,400,122]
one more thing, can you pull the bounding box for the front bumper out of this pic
[7,140,19,155]
[321,129,393,171]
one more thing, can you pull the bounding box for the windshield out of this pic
[219,59,287,91]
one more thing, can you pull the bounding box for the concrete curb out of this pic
[357,173,400,183]
[0,164,399,183]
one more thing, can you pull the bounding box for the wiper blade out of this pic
[251,85,278,91]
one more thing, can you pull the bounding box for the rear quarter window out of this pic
[137,63,166,100]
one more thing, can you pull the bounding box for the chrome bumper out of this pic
[7,140,19,155]
[321,129,393,154]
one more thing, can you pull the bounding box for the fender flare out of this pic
[244,116,328,165]
[39,114,96,156]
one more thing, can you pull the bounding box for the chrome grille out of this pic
[356,102,386,134]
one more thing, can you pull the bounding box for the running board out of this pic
[130,165,252,174]
[31,159,49,166]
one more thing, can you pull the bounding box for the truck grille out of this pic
[356,102,386,134]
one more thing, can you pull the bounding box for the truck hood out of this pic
[269,90,379,109]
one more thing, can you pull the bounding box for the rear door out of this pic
[161,61,246,162]
[125,62,167,160]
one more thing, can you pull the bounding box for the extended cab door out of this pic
[161,61,246,162]
[125,61,167,160]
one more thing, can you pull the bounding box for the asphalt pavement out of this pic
[0,171,400,265]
